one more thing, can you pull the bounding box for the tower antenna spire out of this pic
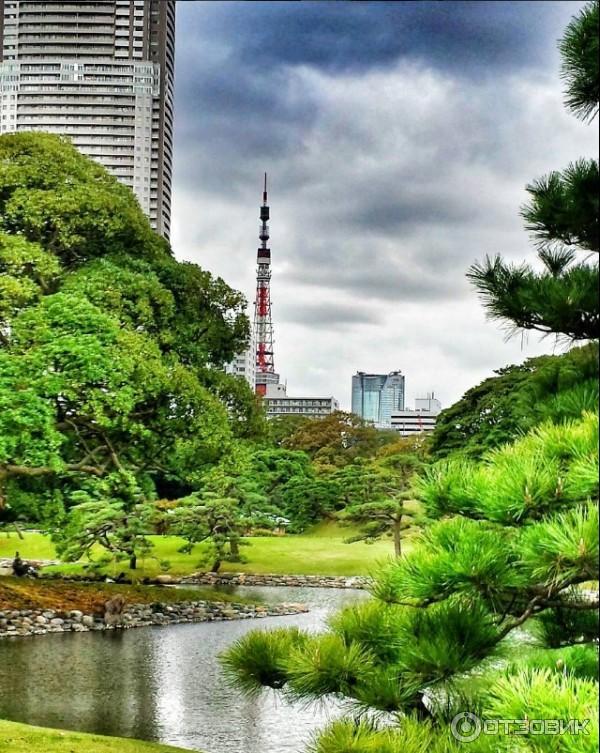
[254,174,278,395]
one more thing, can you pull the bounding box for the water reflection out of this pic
[0,586,368,753]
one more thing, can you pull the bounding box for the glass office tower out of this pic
[351,371,405,428]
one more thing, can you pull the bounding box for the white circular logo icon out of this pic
[451,712,482,742]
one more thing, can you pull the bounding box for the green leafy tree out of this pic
[468,1,599,341]
[55,474,156,571]
[168,486,279,572]
[249,448,313,495]
[430,343,599,459]
[0,133,265,564]
[279,476,342,531]
[0,233,61,337]
[330,461,387,508]
[283,411,397,469]
[267,414,312,446]
[559,0,599,121]
[0,132,167,267]
[224,412,599,750]
[169,493,248,573]
[245,448,323,530]
[165,449,288,570]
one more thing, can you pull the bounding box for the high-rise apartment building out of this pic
[225,327,256,390]
[0,0,175,238]
[351,370,405,428]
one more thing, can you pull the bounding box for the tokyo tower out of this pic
[254,174,279,395]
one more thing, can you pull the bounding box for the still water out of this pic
[0,586,368,753]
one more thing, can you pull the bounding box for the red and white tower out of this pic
[254,174,279,395]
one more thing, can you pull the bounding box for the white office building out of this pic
[391,393,442,437]
[415,394,442,413]
[263,382,339,419]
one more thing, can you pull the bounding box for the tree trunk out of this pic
[393,518,402,558]
[129,553,137,570]
[211,558,222,573]
[413,692,433,720]
[229,538,240,561]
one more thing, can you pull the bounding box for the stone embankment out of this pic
[180,572,370,589]
[0,600,308,639]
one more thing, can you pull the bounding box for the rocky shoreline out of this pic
[0,600,309,639]
[180,572,370,589]
[26,566,371,589]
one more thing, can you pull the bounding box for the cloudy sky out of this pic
[170,0,597,410]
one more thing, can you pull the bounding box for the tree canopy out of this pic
[429,343,599,459]
[0,133,265,563]
[282,410,398,470]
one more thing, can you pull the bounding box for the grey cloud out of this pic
[277,300,381,328]
[282,257,459,304]
[346,192,478,232]
[171,1,597,407]
[176,2,581,76]
[173,2,583,192]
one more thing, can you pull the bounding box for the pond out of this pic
[0,586,369,753]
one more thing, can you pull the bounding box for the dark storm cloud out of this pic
[173,59,317,189]
[172,1,579,189]
[177,1,571,76]
[345,191,478,231]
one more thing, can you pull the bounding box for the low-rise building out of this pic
[264,382,339,419]
[415,394,442,413]
[390,393,442,436]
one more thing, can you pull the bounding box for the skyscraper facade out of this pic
[0,0,175,238]
[351,370,405,428]
[224,326,256,390]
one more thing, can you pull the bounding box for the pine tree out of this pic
[468,1,599,342]
[223,413,599,752]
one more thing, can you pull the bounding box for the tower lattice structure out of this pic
[254,174,279,395]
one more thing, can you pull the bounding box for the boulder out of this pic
[155,574,176,585]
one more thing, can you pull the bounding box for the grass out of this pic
[0,577,258,613]
[0,531,56,561]
[0,522,405,578]
[0,719,194,753]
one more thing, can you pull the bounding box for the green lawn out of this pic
[0,522,401,578]
[0,531,56,561]
[0,719,193,753]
